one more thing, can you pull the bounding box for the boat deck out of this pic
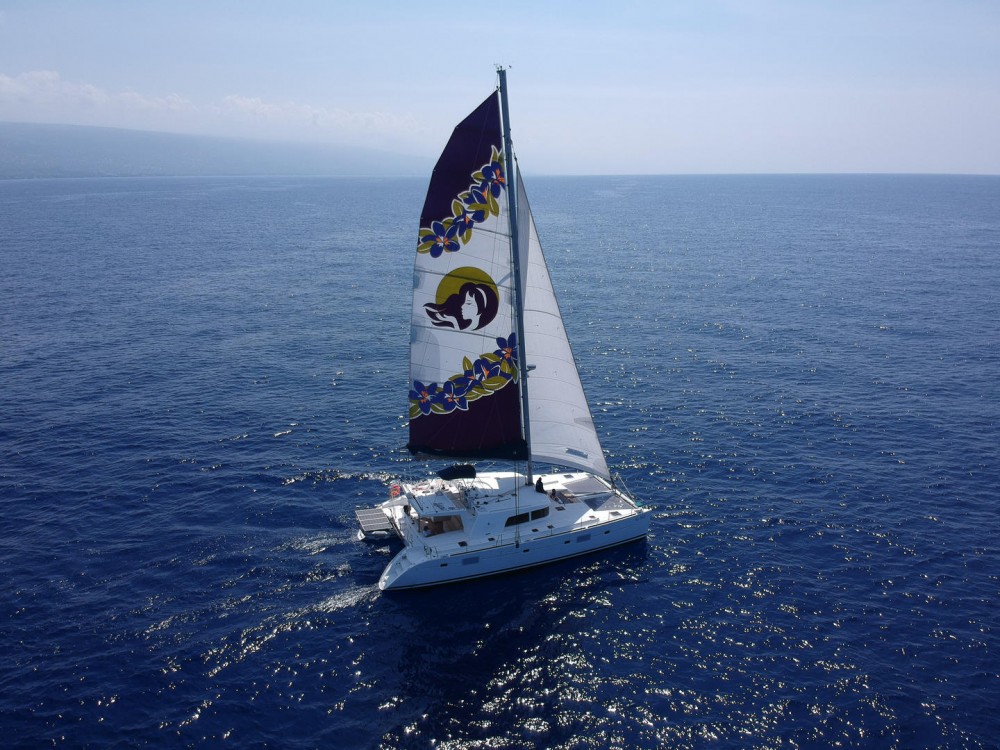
[581,492,635,512]
[355,470,646,552]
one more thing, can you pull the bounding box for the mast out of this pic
[497,67,532,484]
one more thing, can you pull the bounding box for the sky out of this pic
[1,0,998,175]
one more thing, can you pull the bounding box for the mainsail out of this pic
[407,91,524,460]
[407,80,608,478]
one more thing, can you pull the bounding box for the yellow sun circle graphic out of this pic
[435,266,499,306]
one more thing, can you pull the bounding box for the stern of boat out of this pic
[355,486,410,542]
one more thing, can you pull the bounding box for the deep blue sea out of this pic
[1,174,997,749]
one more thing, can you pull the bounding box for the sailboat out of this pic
[355,69,651,590]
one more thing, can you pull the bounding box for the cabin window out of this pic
[419,514,464,536]
[505,507,550,527]
[504,512,529,527]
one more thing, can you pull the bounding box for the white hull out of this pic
[379,510,649,590]
[358,470,651,591]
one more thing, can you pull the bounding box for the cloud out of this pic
[216,94,418,141]
[0,70,195,117]
[0,70,421,150]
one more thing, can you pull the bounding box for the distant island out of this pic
[0,122,431,179]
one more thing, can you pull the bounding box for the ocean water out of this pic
[1,174,997,749]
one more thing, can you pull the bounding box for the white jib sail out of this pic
[517,171,610,478]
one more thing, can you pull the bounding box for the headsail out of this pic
[517,174,610,478]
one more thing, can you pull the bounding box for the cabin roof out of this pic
[409,490,465,518]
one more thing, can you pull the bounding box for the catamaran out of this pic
[355,69,650,590]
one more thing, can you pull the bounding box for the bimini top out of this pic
[437,464,477,481]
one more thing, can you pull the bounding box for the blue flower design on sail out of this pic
[480,160,506,198]
[494,333,518,380]
[462,189,489,213]
[452,201,486,243]
[418,220,460,258]
[408,334,519,419]
[474,356,503,382]
[416,146,505,257]
[409,380,438,416]
[433,380,469,413]
[457,356,501,393]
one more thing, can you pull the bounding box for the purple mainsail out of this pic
[407,90,526,460]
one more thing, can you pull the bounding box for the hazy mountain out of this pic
[0,122,431,179]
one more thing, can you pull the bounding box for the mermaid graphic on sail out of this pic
[423,267,499,331]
